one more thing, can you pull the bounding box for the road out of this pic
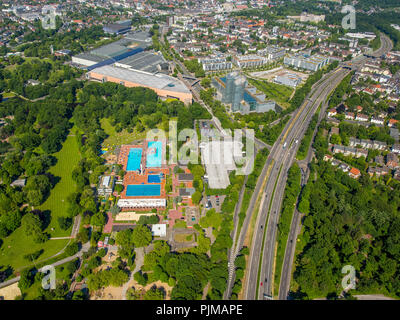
[224,66,345,298]
[276,33,393,301]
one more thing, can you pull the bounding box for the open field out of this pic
[0,132,80,271]
[247,78,294,109]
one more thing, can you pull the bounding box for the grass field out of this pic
[174,233,194,243]
[100,118,147,152]
[248,78,294,109]
[0,131,81,271]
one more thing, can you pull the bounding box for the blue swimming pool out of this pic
[126,148,142,171]
[126,184,161,196]
[148,174,161,183]
[146,141,162,168]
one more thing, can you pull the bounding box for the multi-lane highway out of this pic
[245,67,350,300]
[241,33,393,300]
[276,33,393,301]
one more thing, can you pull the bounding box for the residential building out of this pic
[355,113,369,122]
[232,54,268,69]
[349,167,361,179]
[284,52,330,72]
[386,152,399,169]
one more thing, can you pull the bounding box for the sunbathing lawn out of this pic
[100,118,147,152]
[0,132,81,271]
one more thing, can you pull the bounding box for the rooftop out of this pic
[89,65,191,94]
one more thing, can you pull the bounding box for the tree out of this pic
[131,225,152,248]
[191,191,202,205]
[144,287,165,300]
[21,212,46,243]
[18,268,34,291]
[58,216,72,230]
[134,271,148,286]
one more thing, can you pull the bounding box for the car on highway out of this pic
[283,142,287,148]
[263,293,273,300]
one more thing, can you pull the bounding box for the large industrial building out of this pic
[86,65,192,104]
[71,30,153,70]
[212,71,279,114]
[284,52,330,72]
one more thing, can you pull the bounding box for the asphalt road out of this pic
[246,68,350,300]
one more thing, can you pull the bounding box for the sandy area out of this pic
[115,211,153,221]
[0,282,21,300]
[90,279,173,300]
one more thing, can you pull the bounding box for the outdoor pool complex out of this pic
[148,174,161,183]
[146,141,162,168]
[126,148,143,171]
[126,184,161,196]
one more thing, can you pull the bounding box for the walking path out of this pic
[121,247,144,300]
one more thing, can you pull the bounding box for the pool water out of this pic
[126,184,161,196]
[126,148,142,171]
[146,141,162,168]
[148,174,161,183]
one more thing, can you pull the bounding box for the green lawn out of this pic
[248,78,294,109]
[100,118,147,152]
[0,132,81,271]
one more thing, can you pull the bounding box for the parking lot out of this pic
[204,194,226,213]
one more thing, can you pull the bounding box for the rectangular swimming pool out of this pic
[126,148,142,171]
[148,174,161,183]
[126,184,161,197]
[146,141,162,168]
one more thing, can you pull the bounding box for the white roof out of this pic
[117,198,166,208]
[152,224,167,237]
[89,65,191,94]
